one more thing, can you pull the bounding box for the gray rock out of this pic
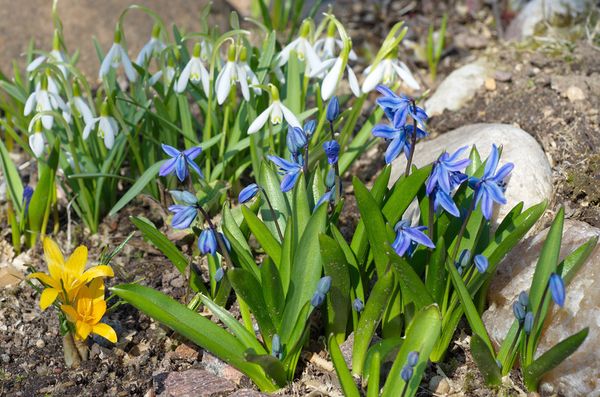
[154,368,236,397]
[506,0,591,41]
[424,60,492,116]
[390,124,553,225]
[482,220,600,397]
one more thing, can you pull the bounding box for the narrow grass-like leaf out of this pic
[328,334,361,397]
[109,160,165,216]
[426,236,447,304]
[245,353,288,388]
[0,138,24,213]
[471,334,502,386]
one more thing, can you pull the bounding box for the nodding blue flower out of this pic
[311,276,332,307]
[468,144,514,220]
[518,291,529,307]
[524,311,534,334]
[239,183,260,204]
[400,364,414,382]
[267,155,303,192]
[391,220,435,257]
[23,186,34,214]
[323,140,340,164]
[352,298,364,313]
[372,123,427,164]
[549,273,565,307]
[304,120,316,137]
[326,96,340,122]
[374,85,428,129]
[512,301,526,322]
[474,254,489,273]
[407,351,420,367]
[159,144,204,182]
[198,228,217,255]
[272,334,282,360]
[286,126,308,154]
[455,249,471,276]
[426,147,471,195]
[214,267,225,282]
[315,190,334,210]
[168,190,198,229]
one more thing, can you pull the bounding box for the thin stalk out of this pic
[400,382,409,397]
[260,188,284,241]
[449,189,478,265]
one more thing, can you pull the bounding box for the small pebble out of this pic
[566,86,585,102]
[485,78,496,91]
[429,375,451,395]
[35,339,45,348]
[494,70,512,82]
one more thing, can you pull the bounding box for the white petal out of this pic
[82,118,98,139]
[244,65,261,94]
[120,47,137,82]
[27,56,46,72]
[274,65,286,83]
[99,44,117,79]
[270,102,283,125]
[216,62,234,104]
[135,40,153,65]
[29,132,45,157]
[176,61,193,93]
[279,103,301,128]
[303,42,323,75]
[346,66,361,97]
[108,117,119,137]
[247,104,273,134]
[361,63,384,93]
[313,38,325,54]
[393,61,421,90]
[47,77,59,96]
[277,38,299,67]
[149,70,163,86]
[236,64,250,101]
[200,64,210,95]
[74,97,94,125]
[38,93,54,130]
[24,93,36,116]
[325,38,336,58]
[309,57,336,78]
[321,57,343,100]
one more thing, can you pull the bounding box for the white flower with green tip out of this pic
[136,24,165,65]
[215,46,260,104]
[176,42,210,94]
[362,54,420,93]
[24,76,68,130]
[27,30,68,78]
[28,120,46,158]
[83,101,118,149]
[99,30,137,82]
[247,85,300,134]
[314,20,357,61]
[276,21,322,76]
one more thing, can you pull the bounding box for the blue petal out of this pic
[314,190,333,210]
[392,106,409,127]
[480,190,494,220]
[186,157,205,179]
[175,156,187,182]
[436,189,460,217]
[183,146,202,159]
[404,227,435,249]
[392,232,411,256]
[280,171,300,192]
[485,182,507,205]
[484,144,500,178]
[239,183,259,203]
[492,163,514,183]
[372,124,400,140]
[375,84,397,98]
[159,158,178,177]
[172,206,197,229]
[267,155,300,173]
[162,144,180,158]
[474,254,488,273]
[384,135,406,164]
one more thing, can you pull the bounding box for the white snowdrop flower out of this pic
[69,83,95,125]
[314,20,357,61]
[83,101,118,149]
[150,57,176,87]
[247,84,300,134]
[175,42,210,94]
[27,31,68,78]
[215,46,260,104]
[28,120,46,158]
[136,24,165,65]
[24,77,68,130]
[99,30,137,82]
[276,20,322,76]
[314,53,360,100]
[362,54,420,93]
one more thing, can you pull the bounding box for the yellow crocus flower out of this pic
[28,238,114,310]
[61,278,117,343]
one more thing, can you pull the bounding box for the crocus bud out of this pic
[352,298,364,313]
[239,183,260,203]
[549,273,565,307]
[326,96,340,122]
[323,140,340,165]
[474,254,488,273]
[512,301,526,322]
[524,311,534,334]
[407,351,419,367]
[400,364,413,382]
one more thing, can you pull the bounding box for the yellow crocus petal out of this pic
[87,278,106,303]
[39,288,59,310]
[43,238,65,279]
[75,320,92,341]
[90,300,107,324]
[61,304,79,323]
[92,323,117,343]
[65,245,88,276]
[81,265,114,282]
[27,272,61,290]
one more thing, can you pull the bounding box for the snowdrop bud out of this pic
[269,84,280,101]
[72,82,81,97]
[327,20,336,37]
[113,29,122,44]
[239,46,248,62]
[100,101,110,117]
[227,44,236,62]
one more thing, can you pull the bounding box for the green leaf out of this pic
[381,305,442,397]
[28,142,59,237]
[328,334,361,397]
[352,270,395,376]
[470,334,502,386]
[242,205,282,266]
[388,251,434,310]
[109,160,165,216]
[292,174,310,237]
[284,51,302,114]
[523,328,588,391]
[426,236,447,304]
[259,161,290,237]
[111,283,278,392]
[261,259,285,328]
[320,234,351,344]
[382,165,432,225]
[245,353,288,388]
[0,138,24,213]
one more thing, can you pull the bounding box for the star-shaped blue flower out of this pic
[426,146,471,195]
[391,220,435,256]
[159,144,204,182]
[375,85,428,129]
[372,123,427,164]
[267,155,303,192]
[168,190,198,229]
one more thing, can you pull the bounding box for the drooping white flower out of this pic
[136,24,165,65]
[82,101,118,149]
[27,30,68,78]
[175,42,210,94]
[314,20,357,61]
[362,55,420,93]
[99,30,137,82]
[276,20,322,76]
[247,85,301,134]
[67,83,95,125]
[28,120,46,158]
[150,57,176,87]
[314,55,360,100]
[215,46,260,104]
[24,77,68,130]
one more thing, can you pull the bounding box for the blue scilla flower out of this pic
[323,140,340,164]
[400,364,414,382]
[23,185,34,215]
[267,155,303,192]
[326,96,340,122]
[426,147,471,195]
[375,85,428,129]
[239,183,260,203]
[455,249,470,275]
[513,301,526,322]
[468,145,514,220]
[474,254,489,273]
[311,276,331,307]
[198,228,217,255]
[352,298,364,313]
[315,190,334,210]
[524,311,534,334]
[286,126,308,154]
[391,220,435,257]
[304,120,316,137]
[518,291,529,307]
[407,351,419,367]
[372,123,427,164]
[549,273,565,307]
[168,190,198,229]
[159,144,204,182]
[214,267,225,282]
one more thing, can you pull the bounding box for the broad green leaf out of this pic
[109,160,165,216]
[426,236,447,304]
[470,334,502,386]
[0,138,24,213]
[261,259,285,327]
[242,205,282,266]
[245,353,288,388]
[382,165,432,224]
[328,334,361,397]
[292,174,310,237]
[388,251,434,310]
[259,161,290,237]
[28,142,59,237]
[284,51,302,114]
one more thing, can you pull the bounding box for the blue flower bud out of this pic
[518,291,529,307]
[323,140,340,164]
[286,126,307,154]
[198,229,217,255]
[512,301,526,322]
[310,292,326,307]
[326,96,340,122]
[474,254,488,273]
[407,351,419,367]
[317,276,332,295]
[325,168,336,189]
[303,120,316,136]
[524,311,534,334]
[23,185,34,214]
[239,183,259,203]
[214,267,224,282]
[272,334,282,359]
[218,232,231,253]
[400,364,413,382]
[549,273,565,307]
[352,298,364,313]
